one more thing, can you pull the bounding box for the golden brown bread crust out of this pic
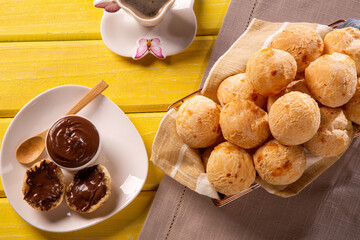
[220,100,270,149]
[343,78,360,125]
[304,107,353,157]
[253,140,306,185]
[247,48,297,96]
[217,73,267,109]
[269,91,320,146]
[66,164,111,213]
[267,78,312,112]
[305,52,357,108]
[22,159,65,211]
[270,26,324,72]
[207,142,256,195]
[324,27,360,75]
[176,95,221,148]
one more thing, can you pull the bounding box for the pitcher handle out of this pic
[94,0,121,13]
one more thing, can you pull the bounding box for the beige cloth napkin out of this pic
[140,0,360,239]
[151,18,357,198]
[151,109,219,199]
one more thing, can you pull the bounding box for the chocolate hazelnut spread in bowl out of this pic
[46,115,101,171]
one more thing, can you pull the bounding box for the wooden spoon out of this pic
[16,80,109,164]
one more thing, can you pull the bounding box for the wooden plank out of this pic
[0,191,155,239]
[128,113,165,191]
[0,36,215,117]
[194,0,231,36]
[0,0,101,42]
[0,118,11,198]
[0,112,165,198]
[0,0,230,42]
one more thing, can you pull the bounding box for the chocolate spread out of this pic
[23,160,63,211]
[46,116,99,168]
[66,165,107,212]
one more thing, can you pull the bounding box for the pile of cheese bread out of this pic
[175,26,360,196]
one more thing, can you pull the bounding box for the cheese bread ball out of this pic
[267,78,312,111]
[176,95,221,148]
[253,140,306,185]
[66,164,111,213]
[217,73,267,109]
[270,26,324,72]
[220,100,270,149]
[269,91,320,146]
[324,27,360,74]
[246,48,297,96]
[304,107,353,157]
[343,78,360,125]
[22,160,65,211]
[305,52,357,107]
[207,142,256,195]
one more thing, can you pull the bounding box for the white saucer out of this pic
[100,0,197,59]
[0,85,148,232]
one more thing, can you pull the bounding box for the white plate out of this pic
[100,0,197,58]
[0,85,148,232]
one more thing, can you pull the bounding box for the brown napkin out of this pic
[140,0,360,239]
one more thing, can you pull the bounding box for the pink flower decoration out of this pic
[134,38,165,59]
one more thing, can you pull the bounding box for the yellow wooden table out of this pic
[0,0,230,239]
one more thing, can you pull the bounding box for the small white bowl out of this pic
[45,115,101,172]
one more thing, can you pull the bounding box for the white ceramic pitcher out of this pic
[97,0,196,59]
[94,0,175,26]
